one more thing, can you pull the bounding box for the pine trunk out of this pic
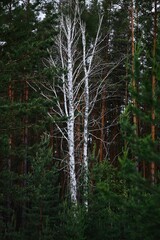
[131,0,138,133]
[150,0,157,183]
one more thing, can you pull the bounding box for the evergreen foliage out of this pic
[23,136,61,240]
[86,153,160,240]
[0,1,160,239]
[58,204,86,240]
[120,40,160,168]
[0,1,59,238]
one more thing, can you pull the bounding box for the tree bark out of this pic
[131,0,138,133]
[67,18,77,204]
[150,0,157,183]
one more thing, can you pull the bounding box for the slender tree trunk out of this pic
[6,1,13,228]
[150,0,157,183]
[23,81,28,176]
[7,83,13,223]
[20,81,29,228]
[83,71,89,207]
[81,24,90,207]
[131,0,138,133]
[67,19,77,204]
[125,52,129,107]
[8,83,13,170]
[76,98,82,164]
[8,0,13,171]
[49,109,54,157]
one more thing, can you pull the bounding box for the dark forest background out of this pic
[0,0,160,239]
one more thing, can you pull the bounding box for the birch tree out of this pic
[40,1,122,205]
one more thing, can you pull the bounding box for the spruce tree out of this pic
[22,137,61,240]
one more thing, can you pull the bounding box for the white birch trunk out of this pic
[81,24,89,207]
[83,74,89,207]
[67,17,77,204]
[80,16,103,206]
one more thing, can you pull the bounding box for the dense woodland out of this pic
[0,0,160,239]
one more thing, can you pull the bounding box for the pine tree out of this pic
[120,1,160,180]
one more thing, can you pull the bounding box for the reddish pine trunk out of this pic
[150,0,157,183]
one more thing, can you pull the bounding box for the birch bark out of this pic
[67,17,77,203]
[81,25,89,206]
